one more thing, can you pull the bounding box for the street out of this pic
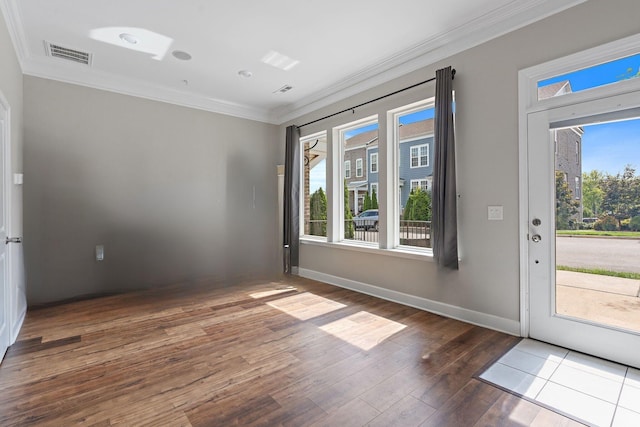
[556,236,640,273]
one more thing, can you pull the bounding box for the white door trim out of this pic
[0,90,10,360]
[518,33,640,339]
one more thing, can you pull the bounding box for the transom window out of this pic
[410,144,429,168]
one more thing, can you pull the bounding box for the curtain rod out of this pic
[297,68,455,129]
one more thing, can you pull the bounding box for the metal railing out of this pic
[304,219,431,248]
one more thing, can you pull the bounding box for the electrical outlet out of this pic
[488,205,503,221]
[96,245,104,261]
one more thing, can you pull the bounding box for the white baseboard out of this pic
[298,268,521,336]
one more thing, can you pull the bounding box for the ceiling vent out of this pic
[273,85,293,94]
[45,42,92,65]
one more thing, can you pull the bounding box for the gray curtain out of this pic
[283,125,301,274]
[432,66,459,269]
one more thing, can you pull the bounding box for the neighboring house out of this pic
[345,129,377,215]
[343,119,435,216]
[538,81,584,221]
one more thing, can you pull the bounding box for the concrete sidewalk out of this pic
[556,270,640,333]
[557,270,640,297]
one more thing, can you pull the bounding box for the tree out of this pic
[309,187,327,236]
[555,171,579,230]
[600,165,640,228]
[371,188,379,209]
[404,188,432,221]
[363,191,371,211]
[344,180,354,238]
[582,170,605,218]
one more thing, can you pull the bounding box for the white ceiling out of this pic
[1,0,585,124]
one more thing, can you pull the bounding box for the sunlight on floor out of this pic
[266,292,346,320]
[319,311,407,351]
[249,287,297,299]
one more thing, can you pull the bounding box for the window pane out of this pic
[538,53,640,100]
[398,106,434,249]
[343,122,379,242]
[303,134,327,238]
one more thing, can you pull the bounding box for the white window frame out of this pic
[356,158,363,177]
[370,152,378,173]
[574,176,580,199]
[370,182,378,196]
[344,160,351,179]
[410,144,429,168]
[518,33,640,338]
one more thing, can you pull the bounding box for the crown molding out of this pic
[21,56,273,123]
[0,0,30,68]
[3,0,586,126]
[271,0,587,125]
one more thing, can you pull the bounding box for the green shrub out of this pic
[630,216,640,231]
[594,215,618,231]
[620,218,631,231]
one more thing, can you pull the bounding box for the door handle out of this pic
[531,234,541,242]
[5,237,22,244]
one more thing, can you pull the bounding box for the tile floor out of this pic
[479,339,640,427]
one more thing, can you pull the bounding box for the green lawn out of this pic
[557,265,640,280]
[556,230,640,238]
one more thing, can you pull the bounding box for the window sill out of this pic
[300,237,434,262]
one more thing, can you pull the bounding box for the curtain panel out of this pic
[283,125,301,274]
[432,66,459,269]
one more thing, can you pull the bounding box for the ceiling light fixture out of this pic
[261,50,299,71]
[119,33,139,44]
[238,70,253,78]
[172,50,192,61]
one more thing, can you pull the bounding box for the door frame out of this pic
[0,90,11,359]
[518,33,640,338]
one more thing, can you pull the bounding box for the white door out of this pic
[0,107,8,361]
[528,90,640,369]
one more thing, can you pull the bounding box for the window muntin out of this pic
[410,179,430,193]
[370,182,378,196]
[537,52,640,101]
[345,160,351,178]
[356,158,363,177]
[370,153,378,173]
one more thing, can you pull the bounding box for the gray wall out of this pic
[285,0,640,325]
[24,77,282,303]
[0,10,26,326]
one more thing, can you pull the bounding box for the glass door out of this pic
[528,92,640,368]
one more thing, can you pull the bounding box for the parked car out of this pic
[353,209,379,231]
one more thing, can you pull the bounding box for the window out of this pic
[410,179,429,193]
[574,176,580,199]
[370,153,378,173]
[356,158,363,177]
[410,144,429,168]
[301,132,327,238]
[370,182,378,196]
[537,52,640,100]
[341,119,379,243]
[394,101,435,249]
[575,141,580,164]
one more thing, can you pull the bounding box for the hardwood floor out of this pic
[0,276,583,426]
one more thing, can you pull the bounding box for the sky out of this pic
[539,53,640,175]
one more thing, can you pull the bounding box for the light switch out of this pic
[95,245,104,261]
[488,205,503,221]
[13,173,23,185]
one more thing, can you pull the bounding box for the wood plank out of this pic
[0,276,579,426]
